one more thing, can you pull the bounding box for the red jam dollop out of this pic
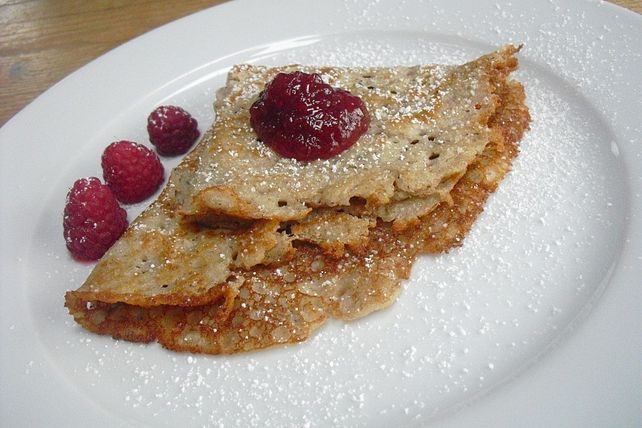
[250,71,369,161]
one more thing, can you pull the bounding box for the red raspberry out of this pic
[63,177,128,261]
[101,141,164,204]
[250,71,370,161]
[147,105,200,156]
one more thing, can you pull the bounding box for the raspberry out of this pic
[147,105,200,156]
[63,177,128,261]
[250,71,370,161]
[101,141,164,204]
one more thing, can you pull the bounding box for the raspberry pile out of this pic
[250,71,370,161]
[147,105,200,156]
[101,141,164,204]
[63,177,128,261]
[64,105,199,261]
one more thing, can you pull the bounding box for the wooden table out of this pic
[1,0,640,127]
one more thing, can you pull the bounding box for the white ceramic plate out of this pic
[1,0,640,426]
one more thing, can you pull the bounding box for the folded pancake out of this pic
[65,47,523,309]
[64,74,530,354]
[179,45,521,226]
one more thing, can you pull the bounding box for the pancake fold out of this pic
[65,45,530,354]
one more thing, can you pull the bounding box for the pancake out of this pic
[65,46,524,313]
[179,46,521,227]
[64,74,530,354]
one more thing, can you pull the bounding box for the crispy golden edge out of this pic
[411,80,530,253]
[65,284,229,308]
[65,227,414,354]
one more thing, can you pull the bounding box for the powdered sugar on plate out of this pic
[23,11,633,428]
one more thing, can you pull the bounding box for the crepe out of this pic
[64,60,530,354]
[179,46,521,227]
[65,46,523,315]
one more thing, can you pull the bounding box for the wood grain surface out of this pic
[1,0,640,127]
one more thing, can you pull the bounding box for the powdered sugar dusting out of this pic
[38,37,626,426]
[28,8,633,427]
[278,37,471,67]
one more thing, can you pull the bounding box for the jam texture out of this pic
[250,71,369,161]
